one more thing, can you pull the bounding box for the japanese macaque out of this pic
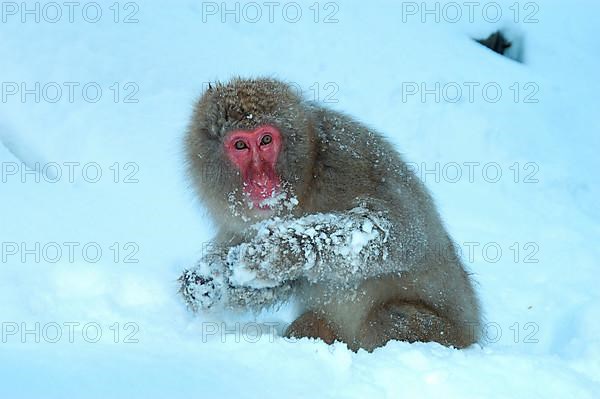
[179,78,481,351]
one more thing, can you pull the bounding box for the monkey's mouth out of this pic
[243,176,282,210]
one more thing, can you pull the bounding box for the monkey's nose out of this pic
[250,149,264,167]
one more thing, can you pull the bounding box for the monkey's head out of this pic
[186,78,316,231]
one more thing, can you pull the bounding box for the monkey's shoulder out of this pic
[308,105,409,184]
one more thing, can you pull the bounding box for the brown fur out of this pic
[185,77,481,351]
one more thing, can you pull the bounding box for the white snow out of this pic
[1,0,599,397]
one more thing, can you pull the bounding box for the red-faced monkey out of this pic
[180,78,481,351]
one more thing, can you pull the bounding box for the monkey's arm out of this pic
[227,205,423,287]
[178,249,294,312]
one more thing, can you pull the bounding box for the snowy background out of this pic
[1,0,599,397]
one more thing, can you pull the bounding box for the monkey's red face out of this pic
[224,125,282,208]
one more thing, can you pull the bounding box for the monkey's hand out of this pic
[179,250,294,312]
[179,252,228,312]
[226,206,393,287]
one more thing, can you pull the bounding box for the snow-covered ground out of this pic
[1,0,599,397]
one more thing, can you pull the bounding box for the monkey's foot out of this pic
[178,270,223,311]
[356,300,474,352]
[285,311,340,345]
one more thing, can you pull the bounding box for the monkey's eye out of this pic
[260,135,272,146]
[234,140,247,150]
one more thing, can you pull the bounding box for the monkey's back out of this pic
[298,104,481,345]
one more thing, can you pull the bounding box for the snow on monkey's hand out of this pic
[179,207,391,310]
[226,207,391,288]
[179,254,228,312]
[179,249,294,312]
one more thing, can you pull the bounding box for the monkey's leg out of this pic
[285,311,340,345]
[355,300,475,352]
